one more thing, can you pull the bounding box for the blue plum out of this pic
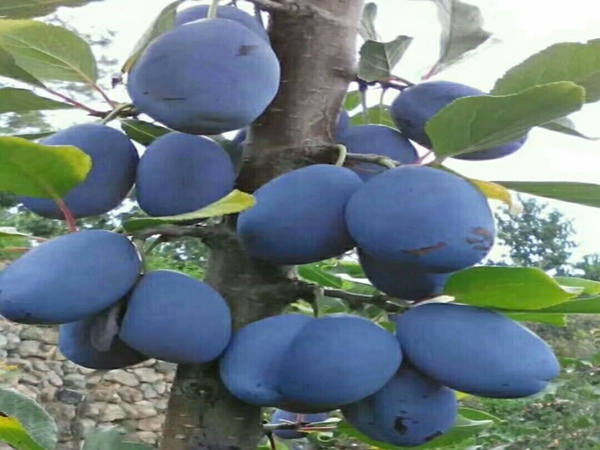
[390,80,527,160]
[339,125,418,181]
[119,270,232,364]
[237,164,363,265]
[220,314,313,407]
[127,19,280,135]
[20,124,138,219]
[342,365,458,447]
[135,132,236,216]
[394,303,561,398]
[335,109,350,141]
[271,409,329,440]
[358,249,450,300]
[278,314,402,409]
[176,5,269,42]
[345,166,495,273]
[0,230,141,325]
[59,312,148,370]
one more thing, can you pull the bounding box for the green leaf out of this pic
[337,415,493,449]
[494,181,600,209]
[458,407,502,423]
[119,119,172,146]
[7,131,55,141]
[121,0,186,74]
[0,1,103,19]
[0,416,45,450]
[537,296,600,314]
[503,312,567,326]
[122,190,255,233]
[426,82,585,159]
[0,388,57,450]
[0,88,74,114]
[444,266,579,310]
[350,105,395,127]
[358,2,380,41]
[82,426,153,450]
[0,136,92,198]
[0,227,31,239]
[0,20,97,83]
[0,47,44,87]
[344,91,362,112]
[419,0,492,77]
[492,40,600,102]
[299,263,345,289]
[555,276,600,295]
[540,116,598,140]
[358,36,413,82]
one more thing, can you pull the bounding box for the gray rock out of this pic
[134,367,161,383]
[18,340,42,358]
[103,370,139,387]
[137,416,164,432]
[98,404,127,422]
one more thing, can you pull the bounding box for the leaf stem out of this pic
[346,152,399,169]
[54,198,77,233]
[91,82,117,108]
[102,103,134,125]
[334,144,347,166]
[43,87,102,115]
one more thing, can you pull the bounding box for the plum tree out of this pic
[394,303,561,398]
[341,365,458,447]
[237,164,363,264]
[346,165,496,272]
[135,132,236,216]
[270,409,328,440]
[59,311,148,370]
[176,5,270,42]
[0,230,141,324]
[127,18,280,135]
[357,249,451,300]
[119,270,232,364]
[339,124,418,180]
[390,81,528,160]
[20,124,138,219]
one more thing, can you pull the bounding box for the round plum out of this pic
[20,124,138,219]
[345,165,495,273]
[135,132,236,216]
[237,164,363,265]
[127,18,280,135]
[390,80,527,160]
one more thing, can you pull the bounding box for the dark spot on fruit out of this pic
[161,97,186,101]
[473,245,491,251]
[421,394,429,399]
[502,383,510,387]
[399,410,407,414]
[424,431,443,442]
[403,242,446,256]
[394,416,408,435]
[238,45,257,56]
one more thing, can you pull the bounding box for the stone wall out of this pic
[0,317,175,449]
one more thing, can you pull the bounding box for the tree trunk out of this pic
[159,1,364,448]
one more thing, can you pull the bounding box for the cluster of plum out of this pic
[0,4,554,448]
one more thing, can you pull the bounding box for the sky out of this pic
[53,0,600,261]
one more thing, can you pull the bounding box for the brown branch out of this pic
[130,223,236,248]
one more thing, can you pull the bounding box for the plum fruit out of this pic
[135,132,236,216]
[358,249,450,300]
[342,365,458,447]
[0,230,141,324]
[390,80,527,160]
[119,270,232,364]
[345,165,495,273]
[271,409,329,440]
[59,311,148,370]
[127,18,280,135]
[176,5,269,42]
[394,303,561,398]
[339,124,418,181]
[20,124,138,219]
[237,164,363,265]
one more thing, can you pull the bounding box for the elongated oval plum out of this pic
[0,230,141,324]
[20,124,139,219]
[358,249,450,300]
[135,132,235,216]
[271,409,329,440]
[119,270,231,364]
[127,19,280,135]
[342,365,458,447]
[220,314,313,407]
[345,166,495,273]
[237,164,363,265]
[59,312,148,370]
[339,125,419,181]
[394,303,561,398]
[176,5,269,42]
[278,315,402,409]
[390,80,527,160]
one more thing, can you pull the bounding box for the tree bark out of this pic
[160,1,364,449]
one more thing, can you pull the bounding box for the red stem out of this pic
[54,198,78,233]
[91,82,117,108]
[44,87,102,115]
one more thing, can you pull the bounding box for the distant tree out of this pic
[574,254,600,281]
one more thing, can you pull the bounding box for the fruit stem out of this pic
[43,87,102,115]
[334,144,347,166]
[208,0,221,19]
[101,103,133,125]
[54,198,78,233]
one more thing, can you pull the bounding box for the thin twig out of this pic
[44,87,102,115]
[322,288,411,312]
[130,224,236,248]
[346,152,400,169]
